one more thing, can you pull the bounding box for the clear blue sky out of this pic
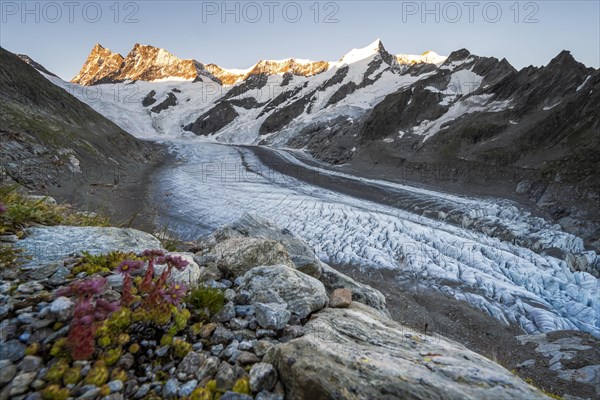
[1,0,598,80]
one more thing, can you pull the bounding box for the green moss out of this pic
[172,339,192,359]
[191,322,203,336]
[160,334,174,347]
[98,335,112,348]
[62,366,81,385]
[186,285,225,316]
[99,384,111,397]
[71,251,141,276]
[0,185,109,236]
[190,379,221,400]
[0,244,24,269]
[173,308,191,332]
[25,342,40,356]
[102,347,122,366]
[128,343,140,354]
[49,338,69,359]
[84,361,109,386]
[41,384,70,400]
[232,376,251,395]
[46,359,69,383]
[117,333,130,345]
[110,368,128,382]
[105,308,132,334]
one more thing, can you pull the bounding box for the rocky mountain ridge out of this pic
[71,43,218,85]
[71,40,446,86]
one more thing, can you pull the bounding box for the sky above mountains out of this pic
[1,0,598,80]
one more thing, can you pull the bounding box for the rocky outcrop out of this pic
[15,226,161,264]
[184,102,239,136]
[142,90,157,107]
[150,92,178,114]
[198,214,390,317]
[516,332,600,398]
[0,216,569,399]
[266,302,550,400]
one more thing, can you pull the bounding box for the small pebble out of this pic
[108,380,124,393]
[155,346,169,357]
[178,380,198,397]
[133,384,150,399]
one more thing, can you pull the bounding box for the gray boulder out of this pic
[15,226,163,269]
[240,265,328,319]
[249,363,278,393]
[211,238,294,277]
[265,302,550,400]
[255,303,291,330]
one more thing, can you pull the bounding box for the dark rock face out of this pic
[259,96,310,135]
[0,47,161,221]
[16,54,59,78]
[150,92,178,114]
[184,102,239,136]
[229,98,266,110]
[286,117,358,164]
[258,85,306,117]
[142,90,157,107]
[222,73,270,101]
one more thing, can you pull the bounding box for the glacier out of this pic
[150,139,599,338]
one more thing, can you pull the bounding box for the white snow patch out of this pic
[413,95,511,141]
[543,101,562,111]
[576,75,591,92]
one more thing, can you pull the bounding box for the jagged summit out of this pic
[396,50,447,66]
[72,41,448,86]
[336,39,392,65]
[207,58,331,85]
[71,43,217,85]
[443,48,473,65]
[546,50,586,71]
[71,44,124,85]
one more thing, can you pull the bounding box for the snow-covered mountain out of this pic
[61,39,445,142]
[71,39,444,87]
[36,39,600,252]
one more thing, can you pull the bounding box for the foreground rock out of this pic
[240,265,328,319]
[266,302,550,400]
[0,217,559,399]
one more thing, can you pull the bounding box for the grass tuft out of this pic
[0,185,109,235]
